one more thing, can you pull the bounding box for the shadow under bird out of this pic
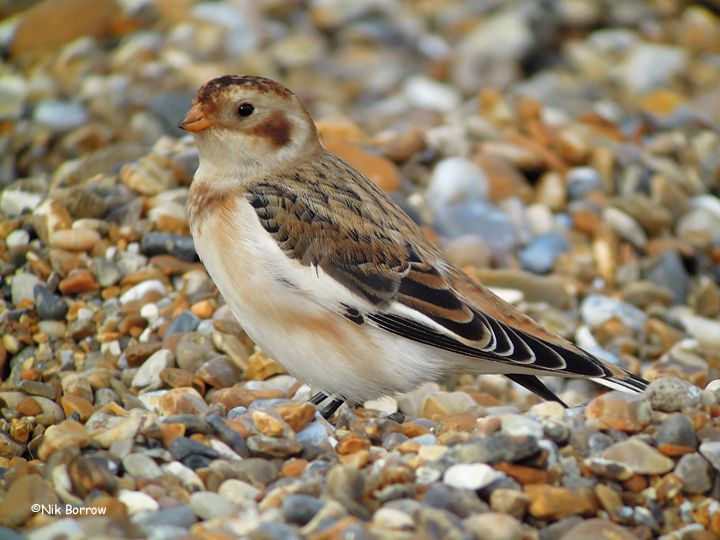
[179,75,648,418]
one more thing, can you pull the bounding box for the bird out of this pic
[179,74,648,418]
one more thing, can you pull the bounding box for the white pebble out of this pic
[6,229,30,248]
[117,489,159,515]
[140,303,160,322]
[120,279,168,304]
[444,463,503,490]
[372,507,414,530]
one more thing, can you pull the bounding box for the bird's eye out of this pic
[238,103,254,117]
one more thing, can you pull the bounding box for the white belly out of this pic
[190,196,446,402]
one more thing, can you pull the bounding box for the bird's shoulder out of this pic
[244,149,442,305]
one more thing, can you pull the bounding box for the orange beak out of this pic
[179,102,214,132]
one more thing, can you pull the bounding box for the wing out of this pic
[246,151,647,395]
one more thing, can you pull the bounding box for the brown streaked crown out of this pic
[195,75,294,106]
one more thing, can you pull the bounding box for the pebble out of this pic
[218,479,261,506]
[444,463,504,491]
[464,512,525,540]
[1,2,719,538]
[445,433,539,464]
[33,99,88,132]
[585,391,652,432]
[119,279,168,304]
[559,518,635,540]
[6,229,30,248]
[0,190,43,217]
[655,414,697,451]
[0,474,58,528]
[122,452,163,480]
[49,228,101,251]
[11,272,42,306]
[518,232,569,274]
[282,494,325,525]
[189,491,238,520]
[645,377,701,412]
[166,312,201,336]
[117,489,160,515]
[131,349,173,388]
[602,438,675,475]
[566,167,602,199]
[580,294,647,331]
[674,453,712,494]
[33,285,69,320]
[426,157,489,213]
[140,232,197,262]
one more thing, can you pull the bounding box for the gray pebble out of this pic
[167,313,201,338]
[33,284,68,320]
[675,453,712,494]
[654,414,697,449]
[122,453,163,480]
[282,494,324,525]
[189,491,238,520]
[645,377,701,412]
[141,232,198,262]
[92,258,122,287]
[699,441,720,472]
[423,483,490,518]
[135,505,197,529]
[567,167,601,199]
[248,522,302,540]
[168,436,220,468]
[444,433,539,464]
[643,251,688,304]
[33,99,88,132]
[518,232,569,274]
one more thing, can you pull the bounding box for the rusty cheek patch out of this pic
[248,111,293,149]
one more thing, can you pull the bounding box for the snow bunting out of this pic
[180,75,647,416]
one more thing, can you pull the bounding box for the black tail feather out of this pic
[506,373,568,408]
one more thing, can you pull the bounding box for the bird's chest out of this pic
[190,196,293,320]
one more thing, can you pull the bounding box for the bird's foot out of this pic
[308,391,329,405]
[319,398,345,419]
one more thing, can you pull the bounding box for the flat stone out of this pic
[445,433,539,464]
[464,512,524,540]
[559,518,635,540]
[580,294,647,331]
[189,491,238,520]
[131,349,173,388]
[602,437,674,475]
[585,391,652,432]
[525,484,597,520]
[38,419,90,460]
[49,228,101,251]
[489,489,530,519]
[117,489,159,515]
[122,453,163,480]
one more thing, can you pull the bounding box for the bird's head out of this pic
[180,75,320,177]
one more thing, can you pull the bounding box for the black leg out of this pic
[309,391,329,405]
[319,398,345,419]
